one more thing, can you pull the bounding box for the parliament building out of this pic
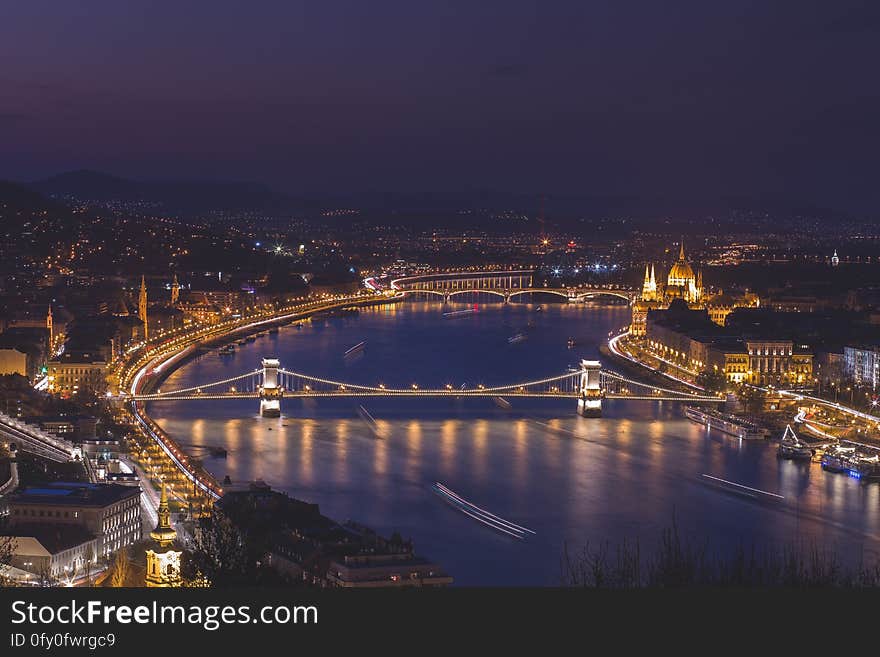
[631,242,758,337]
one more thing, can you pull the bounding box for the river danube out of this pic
[149,300,880,585]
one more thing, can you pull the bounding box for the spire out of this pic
[47,304,54,353]
[679,241,686,261]
[171,274,180,306]
[650,264,656,286]
[644,265,650,284]
[150,485,176,548]
[138,276,149,342]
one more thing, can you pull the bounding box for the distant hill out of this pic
[0,180,64,212]
[29,170,319,216]
[0,180,83,251]
[23,170,861,229]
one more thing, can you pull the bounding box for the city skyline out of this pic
[4,4,880,645]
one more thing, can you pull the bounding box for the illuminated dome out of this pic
[667,243,695,285]
[668,261,695,282]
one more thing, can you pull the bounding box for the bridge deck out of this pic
[134,391,721,402]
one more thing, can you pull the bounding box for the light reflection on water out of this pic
[150,300,880,585]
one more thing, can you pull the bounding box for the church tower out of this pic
[138,276,149,342]
[47,305,53,353]
[145,486,181,587]
[171,274,180,306]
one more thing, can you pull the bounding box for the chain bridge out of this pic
[130,358,722,417]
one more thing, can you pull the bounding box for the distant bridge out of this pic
[130,358,722,417]
[388,270,636,304]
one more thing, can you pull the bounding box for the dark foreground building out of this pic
[218,482,452,587]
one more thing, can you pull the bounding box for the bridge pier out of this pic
[577,359,603,417]
[259,358,282,417]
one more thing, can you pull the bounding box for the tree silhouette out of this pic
[110,548,130,587]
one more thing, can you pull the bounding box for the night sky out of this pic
[2,0,878,213]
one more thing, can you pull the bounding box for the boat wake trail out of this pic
[432,482,535,539]
[700,474,785,500]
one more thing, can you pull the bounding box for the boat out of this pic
[219,344,235,356]
[684,406,769,440]
[268,326,279,334]
[854,454,880,481]
[245,335,256,343]
[535,306,543,312]
[821,445,880,480]
[821,445,858,474]
[508,333,527,344]
[493,396,512,410]
[443,309,475,319]
[237,339,247,346]
[344,341,366,357]
[777,424,812,460]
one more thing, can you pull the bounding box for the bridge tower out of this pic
[259,358,282,417]
[577,359,603,417]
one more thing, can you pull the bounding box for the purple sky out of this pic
[2,0,879,213]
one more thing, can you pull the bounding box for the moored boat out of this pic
[684,405,769,440]
[821,445,880,480]
[777,424,812,460]
[821,445,857,473]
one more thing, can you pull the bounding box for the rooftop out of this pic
[9,482,139,507]
[0,523,96,554]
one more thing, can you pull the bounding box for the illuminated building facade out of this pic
[843,344,880,390]
[6,482,141,559]
[745,340,813,386]
[47,351,107,396]
[645,301,813,385]
[630,241,758,336]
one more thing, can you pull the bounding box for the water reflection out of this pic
[150,302,880,585]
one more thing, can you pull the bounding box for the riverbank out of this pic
[135,294,403,397]
[121,293,404,502]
